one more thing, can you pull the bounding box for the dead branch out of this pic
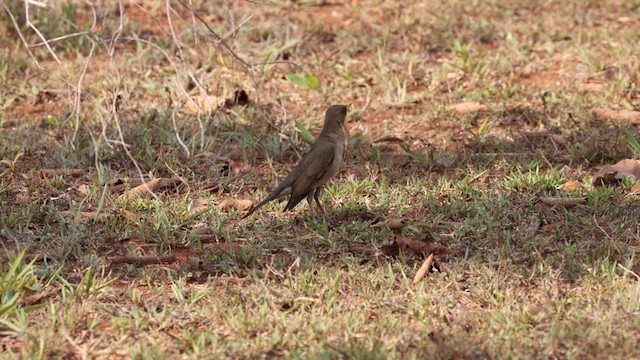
[110,255,177,266]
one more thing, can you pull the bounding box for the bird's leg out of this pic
[313,187,327,217]
[306,193,315,218]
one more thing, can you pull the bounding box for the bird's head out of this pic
[324,104,348,125]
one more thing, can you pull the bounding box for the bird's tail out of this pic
[241,190,288,219]
[241,199,268,219]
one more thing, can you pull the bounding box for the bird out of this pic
[242,104,349,219]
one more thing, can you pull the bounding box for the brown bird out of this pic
[242,104,349,219]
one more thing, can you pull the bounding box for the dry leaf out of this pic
[630,181,640,194]
[185,95,222,113]
[120,178,182,200]
[591,108,640,123]
[540,197,587,207]
[77,184,91,196]
[109,177,154,193]
[448,102,487,114]
[219,198,253,211]
[413,253,434,283]
[446,71,464,80]
[372,218,409,230]
[557,180,582,191]
[593,159,640,186]
[617,16,633,24]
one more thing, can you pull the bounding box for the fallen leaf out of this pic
[557,180,582,191]
[372,218,409,230]
[591,108,640,123]
[109,177,154,193]
[630,181,640,194]
[120,178,182,200]
[219,198,253,211]
[185,95,222,113]
[413,253,434,283]
[617,16,633,24]
[446,71,464,81]
[539,197,587,207]
[448,102,487,114]
[593,159,640,186]
[21,287,58,307]
[77,184,91,196]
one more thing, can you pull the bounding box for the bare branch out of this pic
[2,1,42,69]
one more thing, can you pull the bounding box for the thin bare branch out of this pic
[2,1,42,69]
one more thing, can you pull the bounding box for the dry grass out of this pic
[2,0,640,358]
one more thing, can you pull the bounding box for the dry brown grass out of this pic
[2,0,640,358]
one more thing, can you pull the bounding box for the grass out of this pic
[2,0,640,358]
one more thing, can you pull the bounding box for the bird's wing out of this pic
[284,142,336,211]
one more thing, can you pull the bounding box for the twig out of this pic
[25,0,61,64]
[171,107,191,158]
[162,0,211,151]
[23,0,47,7]
[71,41,96,149]
[2,1,42,69]
[110,255,177,266]
[28,31,90,47]
[617,263,640,281]
[593,214,621,253]
[221,13,254,41]
[110,89,161,201]
[175,0,251,69]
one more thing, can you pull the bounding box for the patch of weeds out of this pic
[2,0,91,54]
[0,251,48,334]
[502,161,566,193]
